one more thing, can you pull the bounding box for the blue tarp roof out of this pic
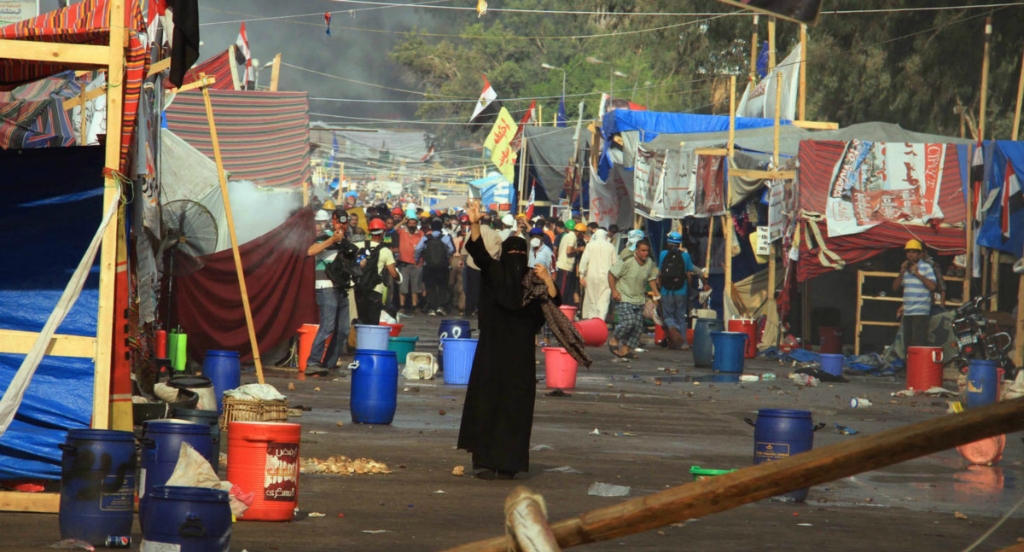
[977,140,1024,258]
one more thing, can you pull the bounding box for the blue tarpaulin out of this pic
[599,110,789,179]
[976,140,1024,258]
[469,173,516,211]
[0,146,103,481]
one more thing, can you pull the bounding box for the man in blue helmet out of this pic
[658,231,694,350]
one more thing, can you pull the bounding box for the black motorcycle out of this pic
[948,292,1016,378]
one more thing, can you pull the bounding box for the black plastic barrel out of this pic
[58,429,137,545]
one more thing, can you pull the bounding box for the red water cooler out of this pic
[727,318,757,359]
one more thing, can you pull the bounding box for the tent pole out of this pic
[1013,45,1024,368]
[269,53,282,92]
[768,72,782,333]
[799,24,807,121]
[228,44,241,91]
[200,76,265,384]
[979,18,994,310]
[749,15,759,80]
[768,17,776,73]
[519,133,529,214]
[724,75,736,321]
[93,0,127,430]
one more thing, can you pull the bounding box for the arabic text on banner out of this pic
[664,149,696,219]
[484,107,519,182]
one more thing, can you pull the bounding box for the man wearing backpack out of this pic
[415,218,456,316]
[354,218,400,327]
[658,232,695,350]
[305,209,356,375]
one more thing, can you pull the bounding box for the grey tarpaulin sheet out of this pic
[524,126,591,200]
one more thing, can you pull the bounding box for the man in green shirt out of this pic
[608,239,659,359]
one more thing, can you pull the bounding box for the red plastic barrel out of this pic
[727,318,757,359]
[573,319,608,347]
[906,346,943,391]
[819,326,843,354]
[296,324,319,372]
[654,325,666,345]
[227,422,301,521]
[154,330,167,359]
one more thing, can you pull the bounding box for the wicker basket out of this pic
[220,397,289,430]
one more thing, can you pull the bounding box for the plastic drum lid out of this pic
[149,485,229,502]
[757,409,811,419]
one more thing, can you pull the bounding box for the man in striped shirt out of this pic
[893,239,937,347]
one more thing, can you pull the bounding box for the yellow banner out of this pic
[485,107,518,182]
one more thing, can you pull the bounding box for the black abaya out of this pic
[456,235,554,475]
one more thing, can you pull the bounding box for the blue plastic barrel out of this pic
[748,409,819,502]
[171,408,221,474]
[693,318,724,367]
[388,336,419,364]
[966,359,1000,409]
[58,429,137,545]
[350,349,399,424]
[140,421,214,530]
[442,338,478,385]
[202,350,240,413]
[819,353,844,377]
[438,319,471,340]
[711,331,747,373]
[142,486,232,552]
[354,324,391,351]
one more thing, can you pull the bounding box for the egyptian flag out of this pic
[235,23,255,90]
[524,182,536,220]
[160,0,200,88]
[420,143,435,163]
[468,75,501,131]
[1001,161,1023,237]
[509,100,535,153]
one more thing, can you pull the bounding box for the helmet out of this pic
[344,191,358,199]
[406,209,417,220]
[322,199,336,210]
[667,231,682,244]
[459,214,470,222]
[516,213,527,220]
[904,239,923,251]
[314,209,330,222]
[368,218,387,233]
[564,219,576,231]
[574,223,587,232]
[392,207,404,216]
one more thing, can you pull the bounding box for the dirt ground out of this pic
[3,315,1022,551]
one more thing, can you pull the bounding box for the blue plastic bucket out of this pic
[354,324,391,351]
[142,486,232,552]
[966,359,1000,409]
[140,421,214,530]
[350,350,399,424]
[442,338,478,385]
[202,350,240,413]
[388,336,419,365]
[711,331,747,373]
[747,409,821,502]
[58,429,136,545]
[693,319,724,367]
[171,408,222,474]
[819,353,844,377]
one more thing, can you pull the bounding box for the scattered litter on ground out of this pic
[434,490,446,494]
[614,432,638,437]
[452,466,465,476]
[308,430,327,434]
[545,466,583,474]
[924,387,956,397]
[850,397,872,408]
[790,373,820,387]
[693,382,701,386]
[287,409,303,417]
[590,428,600,435]
[336,421,344,427]
[50,540,94,550]
[835,424,859,435]
[954,511,968,520]
[314,387,321,392]
[300,456,391,475]
[739,375,760,382]
[287,382,296,390]
[530,444,553,451]
[892,389,916,397]
[797,523,813,527]
[308,512,326,517]
[439,409,446,416]
[588,482,631,497]
[337,513,345,518]
[362,530,390,534]
[762,372,777,381]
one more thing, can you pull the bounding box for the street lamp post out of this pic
[253,59,275,90]
[541,62,566,107]
[611,70,627,101]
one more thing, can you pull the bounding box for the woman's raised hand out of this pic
[466,199,483,224]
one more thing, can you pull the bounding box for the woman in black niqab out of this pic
[457,201,559,480]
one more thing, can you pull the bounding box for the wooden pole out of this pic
[228,44,241,91]
[269,53,282,92]
[200,78,265,384]
[749,15,759,80]
[768,17,776,73]
[93,0,126,429]
[1012,46,1024,368]
[724,75,736,320]
[799,24,807,121]
[519,133,529,214]
[302,180,309,207]
[704,216,714,271]
[979,18,992,142]
[505,487,560,552]
[443,398,1024,552]
[990,251,1000,312]
[768,71,782,320]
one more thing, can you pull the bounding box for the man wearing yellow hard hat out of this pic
[892,239,938,347]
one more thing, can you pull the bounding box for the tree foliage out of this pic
[389,0,1024,150]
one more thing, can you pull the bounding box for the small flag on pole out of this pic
[325,12,332,36]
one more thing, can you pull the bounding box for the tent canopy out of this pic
[524,126,588,201]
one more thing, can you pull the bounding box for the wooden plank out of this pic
[791,120,839,130]
[444,397,1024,551]
[0,39,108,66]
[861,296,904,303]
[727,168,796,180]
[93,0,127,430]
[269,53,282,91]
[799,24,807,121]
[147,57,171,77]
[505,487,560,552]
[0,330,96,358]
[63,85,106,112]
[979,18,992,141]
[861,321,901,328]
[693,147,727,156]
[855,271,864,355]
[859,270,898,278]
[228,44,241,91]
[0,491,59,513]
[169,76,217,95]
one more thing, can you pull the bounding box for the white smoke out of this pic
[224,180,302,247]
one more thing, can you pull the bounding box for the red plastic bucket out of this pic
[819,326,843,354]
[559,305,578,321]
[654,325,666,345]
[381,323,404,337]
[543,347,578,389]
[297,324,319,371]
[227,422,301,521]
[728,318,757,359]
[906,346,943,391]
[686,328,695,345]
[573,318,608,347]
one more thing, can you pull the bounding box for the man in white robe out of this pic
[578,229,618,320]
